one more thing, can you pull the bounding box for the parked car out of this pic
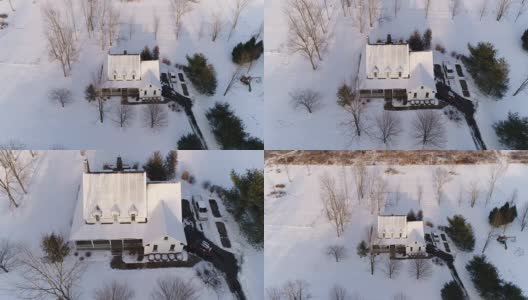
[443,62,455,79]
[192,195,208,221]
[170,73,178,83]
[191,240,213,256]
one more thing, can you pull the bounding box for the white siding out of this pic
[144,235,185,255]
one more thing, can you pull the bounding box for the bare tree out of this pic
[80,0,98,37]
[516,0,527,21]
[368,0,381,27]
[369,111,402,148]
[485,163,507,206]
[0,149,31,195]
[425,0,432,18]
[339,83,367,140]
[432,167,451,205]
[95,281,135,300]
[513,76,528,96]
[15,247,86,300]
[468,180,480,207]
[393,0,401,17]
[353,162,369,203]
[8,0,15,11]
[267,287,283,300]
[326,245,347,262]
[228,0,252,40]
[210,10,224,42]
[481,227,495,253]
[196,263,224,298]
[111,103,135,128]
[393,292,410,300]
[150,275,200,300]
[283,280,312,300]
[353,0,368,33]
[0,165,18,207]
[496,0,512,21]
[449,0,461,19]
[519,202,528,231]
[153,11,161,39]
[320,173,351,237]
[97,0,120,49]
[417,183,423,206]
[479,0,488,21]
[171,0,193,39]
[0,239,18,273]
[329,285,349,300]
[383,257,401,279]
[89,64,107,123]
[48,88,73,108]
[411,110,446,149]
[284,0,328,70]
[370,175,387,214]
[42,3,79,77]
[408,258,432,280]
[366,225,378,275]
[143,104,169,131]
[290,89,322,113]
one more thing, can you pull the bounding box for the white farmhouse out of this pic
[70,160,187,260]
[360,37,437,107]
[374,215,426,256]
[102,50,162,102]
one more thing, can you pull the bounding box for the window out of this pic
[144,91,147,96]
[374,72,377,78]
[95,215,100,222]
[114,75,116,80]
[413,93,417,99]
[113,215,118,222]
[398,72,402,77]
[132,75,135,80]
[164,237,168,240]
[153,245,158,252]
[386,72,390,78]
[410,247,413,252]
[170,244,175,251]
[425,92,429,98]
[421,86,424,89]
[418,247,421,251]
[382,233,385,238]
[399,233,402,238]
[154,90,156,96]
[131,214,135,222]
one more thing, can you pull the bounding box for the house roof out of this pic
[409,51,435,89]
[407,221,425,244]
[82,172,147,220]
[107,54,141,79]
[365,43,410,77]
[140,60,161,85]
[377,215,407,235]
[71,174,186,245]
[376,216,425,246]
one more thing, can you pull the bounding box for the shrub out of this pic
[444,106,463,125]
[441,281,464,300]
[494,112,528,149]
[356,240,368,258]
[522,29,528,52]
[423,29,432,50]
[177,133,204,150]
[152,45,160,60]
[183,53,217,96]
[445,215,475,252]
[161,57,171,65]
[188,175,196,185]
[462,42,510,99]
[232,37,264,65]
[41,233,70,263]
[435,43,446,54]
[489,202,517,227]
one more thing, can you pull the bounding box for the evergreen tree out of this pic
[41,233,70,263]
[441,281,464,300]
[408,30,424,51]
[445,215,475,251]
[357,240,368,258]
[85,84,97,102]
[407,209,417,221]
[232,37,264,65]
[493,112,528,149]
[183,53,218,96]
[522,29,528,52]
[462,42,510,98]
[501,282,527,300]
[152,45,160,60]
[423,29,432,50]
[242,136,264,150]
[466,255,505,300]
[489,202,517,227]
[177,133,204,150]
[143,151,167,181]
[206,102,247,149]
[416,210,423,221]
[164,151,177,180]
[140,46,152,61]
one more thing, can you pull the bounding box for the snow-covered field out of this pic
[0,0,263,150]
[0,150,264,300]
[264,153,528,299]
[265,0,528,150]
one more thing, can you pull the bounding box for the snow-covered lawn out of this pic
[0,150,263,300]
[265,0,528,150]
[0,0,263,150]
[264,154,528,299]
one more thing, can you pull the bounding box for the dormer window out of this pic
[131,214,136,222]
[95,215,100,222]
[398,72,402,77]
[92,205,102,222]
[374,72,378,78]
[113,215,118,222]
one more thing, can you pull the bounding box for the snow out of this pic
[265,155,528,299]
[265,0,528,150]
[0,150,263,300]
[366,42,410,78]
[0,0,263,150]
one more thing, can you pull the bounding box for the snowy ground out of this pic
[0,0,263,150]
[0,150,263,300]
[264,154,528,299]
[265,0,528,150]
